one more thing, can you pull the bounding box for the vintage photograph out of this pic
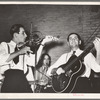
[0,0,100,99]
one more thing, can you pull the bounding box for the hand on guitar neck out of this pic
[93,37,100,64]
[93,37,100,53]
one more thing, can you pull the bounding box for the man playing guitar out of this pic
[47,33,100,93]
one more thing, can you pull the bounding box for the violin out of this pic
[18,38,42,48]
[19,22,59,51]
[17,35,59,50]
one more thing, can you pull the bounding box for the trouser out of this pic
[91,78,100,93]
[71,77,92,93]
[1,69,33,93]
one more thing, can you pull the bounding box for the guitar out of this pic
[51,43,94,93]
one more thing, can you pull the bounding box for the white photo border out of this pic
[0,0,100,99]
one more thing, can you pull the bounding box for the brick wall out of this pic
[0,5,100,64]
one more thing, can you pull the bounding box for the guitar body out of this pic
[51,55,85,93]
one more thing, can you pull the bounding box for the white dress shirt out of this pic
[0,40,37,81]
[47,48,100,78]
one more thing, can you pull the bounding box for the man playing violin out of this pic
[47,33,100,93]
[0,24,56,93]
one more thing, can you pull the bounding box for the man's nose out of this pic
[72,38,75,41]
[25,33,27,38]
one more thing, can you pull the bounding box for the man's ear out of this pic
[67,41,70,46]
[13,33,18,38]
[79,40,81,45]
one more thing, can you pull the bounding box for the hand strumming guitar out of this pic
[51,67,65,75]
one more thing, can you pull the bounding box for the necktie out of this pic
[72,51,76,56]
[13,45,19,64]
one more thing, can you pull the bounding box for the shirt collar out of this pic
[9,40,17,48]
[70,48,83,56]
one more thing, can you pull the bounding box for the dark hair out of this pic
[36,53,51,69]
[10,24,24,37]
[67,33,81,41]
[67,33,84,50]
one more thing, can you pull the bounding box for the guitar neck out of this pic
[63,43,94,71]
[78,42,94,61]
